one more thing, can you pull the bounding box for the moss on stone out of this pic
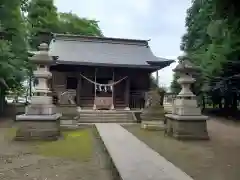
[35,128,93,161]
[141,105,166,121]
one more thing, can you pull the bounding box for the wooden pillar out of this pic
[156,70,159,87]
[93,68,97,110]
[124,77,130,110]
[111,68,115,110]
[77,74,81,108]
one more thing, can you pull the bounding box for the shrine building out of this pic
[47,34,174,110]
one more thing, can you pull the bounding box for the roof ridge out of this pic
[53,33,150,46]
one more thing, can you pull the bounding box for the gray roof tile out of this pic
[49,34,174,68]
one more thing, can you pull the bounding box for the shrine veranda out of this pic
[44,34,173,111]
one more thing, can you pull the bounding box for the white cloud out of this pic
[55,0,192,88]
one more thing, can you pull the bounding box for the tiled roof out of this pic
[49,34,174,69]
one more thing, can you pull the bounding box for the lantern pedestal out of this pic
[15,43,61,141]
[165,114,209,140]
[165,56,209,140]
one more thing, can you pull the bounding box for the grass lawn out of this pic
[124,120,240,180]
[35,129,93,161]
[4,127,93,161]
[0,123,114,180]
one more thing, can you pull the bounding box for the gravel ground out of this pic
[124,118,240,180]
[0,120,114,180]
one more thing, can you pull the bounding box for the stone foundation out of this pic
[140,104,166,131]
[15,120,60,141]
[141,120,165,131]
[25,104,57,115]
[165,116,209,140]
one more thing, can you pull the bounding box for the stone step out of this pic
[79,113,132,116]
[79,111,130,113]
[77,111,135,123]
[78,119,135,123]
[79,117,132,121]
[80,115,132,118]
[80,116,131,119]
[79,115,132,118]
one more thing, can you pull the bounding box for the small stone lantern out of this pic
[165,55,209,140]
[15,43,62,141]
[141,90,166,130]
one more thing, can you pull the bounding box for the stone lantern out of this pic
[165,55,209,140]
[15,43,62,141]
[141,90,166,130]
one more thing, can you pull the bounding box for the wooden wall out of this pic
[50,65,151,108]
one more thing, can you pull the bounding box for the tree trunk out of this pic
[231,92,238,111]
[0,88,6,117]
[202,94,206,110]
[159,92,165,106]
[29,75,32,97]
[224,96,230,110]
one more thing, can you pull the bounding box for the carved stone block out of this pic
[165,115,209,140]
[15,120,60,141]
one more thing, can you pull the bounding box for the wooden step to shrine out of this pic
[78,110,137,123]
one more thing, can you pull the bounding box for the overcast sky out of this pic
[55,0,192,89]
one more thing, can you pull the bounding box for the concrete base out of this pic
[15,114,61,141]
[163,103,173,113]
[25,104,57,115]
[165,114,209,140]
[124,107,130,111]
[141,120,165,131]
[60,119,78,130]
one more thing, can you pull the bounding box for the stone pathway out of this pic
[96,123,193,180]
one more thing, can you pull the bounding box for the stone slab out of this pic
[31,96,52,105]
[15,120,60,141]
[60,119,78,130]
[141,120,165,131]
[166,117,209,140]
[16,113,62,121]
[165,114,208,121]
[96,123,193,180]
[25,104,57,115]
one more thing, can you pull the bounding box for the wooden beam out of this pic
[125,77,130,110]
[77,74,82,106]
[111,68,115,110]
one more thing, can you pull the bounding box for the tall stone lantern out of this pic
[15,43,62,141]
[165,55,209,140]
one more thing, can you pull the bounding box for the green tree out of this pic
[58,12,103,36]
[0,0,28,114]
[0,0,28,86]
[27,1,104,50]
[27,0,59,49]
[173,0,240,112]
[170,73,181,94]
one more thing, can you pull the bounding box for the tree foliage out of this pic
[171,0,240,111]
[0,0,28,114]
[27,0,103,49]
[0,0,28,89]
[0,0,104,114]
[58,12,103,36]
[27,0,59,49]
